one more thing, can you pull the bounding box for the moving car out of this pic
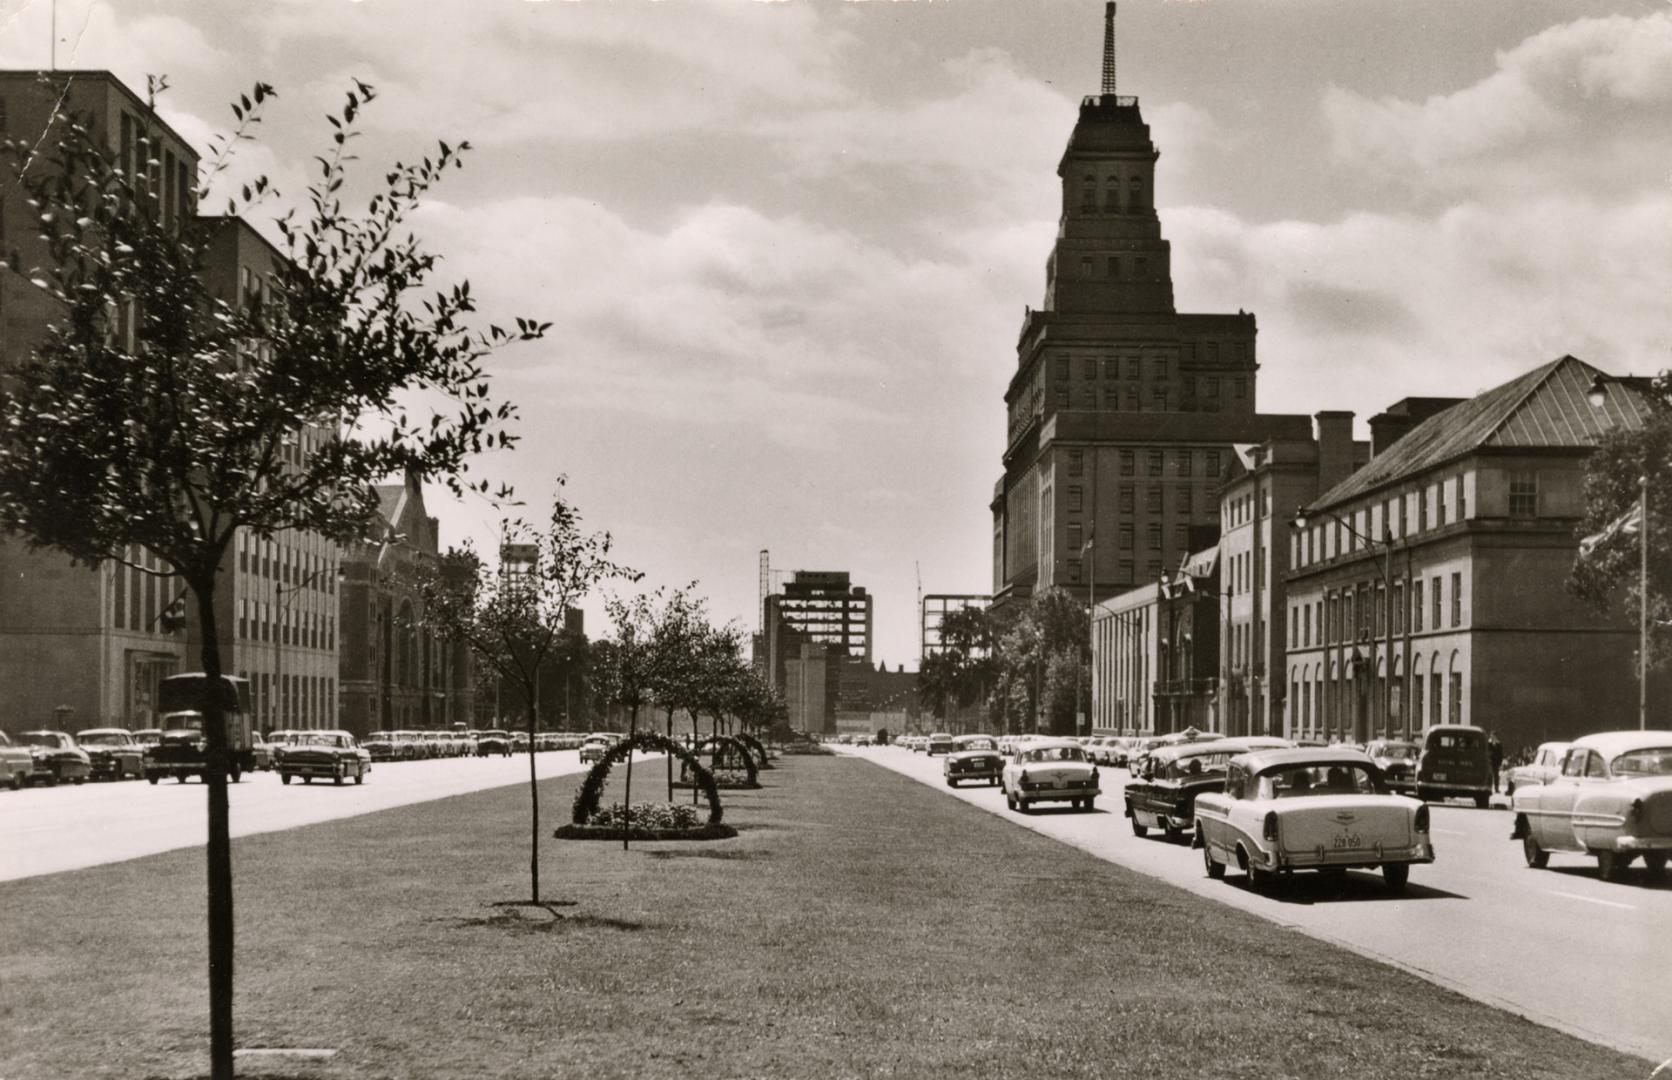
[1415,724,1494,807]
[926,732,954,756]
[1125,739,1255,842]
[17,731,93,785]
[277,730,370,785]
[143,674,257,783]
[1364,739,1421,794]
[1000,738,1100,813]
[76,728,146,780]
[1512,730,1672,882]
[1195,747,1434,893]
[577,733,612,763]
[943,735,1003,787]
[1504,741,1573,797]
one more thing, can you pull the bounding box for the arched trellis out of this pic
[733,732,770,770]
[571,731,724,826]
[692,735,760,787]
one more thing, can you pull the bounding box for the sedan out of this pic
[16,731,93,785]
[1513,731,1672,882]
[943,735,1002,787]
[1195,748,1433,893]
[75,728,146,780]
[1000,739,1100,813]
[1504,741,1573,798]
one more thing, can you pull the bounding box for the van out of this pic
[1415,724,1494,808]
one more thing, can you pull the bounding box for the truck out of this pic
[142,673,256,784]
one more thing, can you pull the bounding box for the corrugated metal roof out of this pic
[1311,355,1654,510]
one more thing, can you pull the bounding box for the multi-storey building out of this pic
[768,571,873,664]
[1283,356,1666,749]
[920,594,990,660]
[1213,413,1370,736]
[990,9,1309,614]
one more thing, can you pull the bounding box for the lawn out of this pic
[0,755,1648,1080]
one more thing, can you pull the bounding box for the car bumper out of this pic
[280,759,357,777]
[948,769,1000,781]
[1266,841,1435,870]
[1609,835,1672,853]
[1017,785,1100,802]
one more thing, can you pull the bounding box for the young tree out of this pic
[646,585,707,799]
[0,79,545,1080]
[593,590,659,849]
[411,484,636,904]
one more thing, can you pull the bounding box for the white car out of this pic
[1512,731,1672,881]
[1194,748,1434,893]
[1000,738,1100,813]
[1504,741,1573,797]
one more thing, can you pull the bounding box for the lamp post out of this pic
[274,560,343,733]
[1082,528,1095,738]
[1294,507,1396,742]
[1587,374,1654,730]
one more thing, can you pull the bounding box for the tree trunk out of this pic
[665,707,674,801]
[622,704,638,851]
[528,667,540,904]
[191,575,235,1080]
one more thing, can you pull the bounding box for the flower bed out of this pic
[672,767,756,790]
[558,731,736,842]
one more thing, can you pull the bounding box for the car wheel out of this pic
[1521,832,1549,869]
[1129,812,1147,838]
[1504,781,1515,798]
[44,774,58,787]
[72,776,85,785]
[1383,863,1410,892]
[1202,837,1225,880]
[1017,798,1030,814]
[1596,850,1628,882]
[1005,790,1016,810]
[230,767,243,784]
[1247,862,1276,893]
[1084,797,1096,812]
[945,777,956,788]
[147,776,159,785]
[354,766,366,785]
[281,773,292,785]
[303,775,312,785]
[1473,793,1490,809]
[1645,854,1667,880]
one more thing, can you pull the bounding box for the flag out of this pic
[1578,502,1642,558]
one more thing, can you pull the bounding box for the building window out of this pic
[1205,377,1220,399]
[1068,558,1082,583]
[1451,572,1462,626]
[1205,451,1221,477]
[1233,377,1247,399]
[1449,671,1463,723]
[1134,257,1148,278]
[1146,486,1163,513]
[1146,523,1162,549]
[1430,672,1443,725]
[1177,486,1192,513]
[1118,524,1134,549]
[1056,357,1070,381]
[1174,524,1190,549]
[1150,358,1167,380]
[1413,673,1424,726]
[1508,472,1539,518]
[1147,559,1162,579]
[1393,583,1404,634]
[1067,486,1084,513]
[1125,357,1141,380]
[1119,450,1134,476]
[1119,560,1134,584]
[1080,256,1094,278]
[1413,579,1424,632]
[1432,576,1442,629]
[1147,451,1164,476]
[1067,523,1083,551]
[1125,388,1140,412]
[1456,474,1467,519]
[1068,449,1084,478]
[1056,388,1070,407]
[1119,486,1134,512]
[1081,176,1097,211]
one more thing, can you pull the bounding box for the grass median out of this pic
[0,754,1647,1080]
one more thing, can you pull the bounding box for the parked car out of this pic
[0,731,45,789]
[1511,730,1672,882]
[1504,741,1573,797]
[577,733,612,763]
[1000,738,1100,813]
[1125,739,1256,842]
[1415,724,1495,807]
[943,735,1003,788]
[249,733,279,771]
[131,729,163,750]
[478,730,514,757]
[75,728,146,780]
[1195,747,1433,893]
[17,731,92,785]
[926,732,954,756]
[277,730,370,785]
[1364,739,1421,794]
[363,731,400,763]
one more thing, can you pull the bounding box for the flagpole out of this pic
[1640,472,1648,731]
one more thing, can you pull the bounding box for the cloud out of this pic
[1323,11,1672,196]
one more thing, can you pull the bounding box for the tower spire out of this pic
[1101,2,1118,97]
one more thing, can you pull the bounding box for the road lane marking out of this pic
[1431,828,1466,836]
[1548,890,1635,911]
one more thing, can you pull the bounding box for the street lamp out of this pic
[1082,527,1095,738]
[1586,373,1653,730]
[1293,506,1397,742]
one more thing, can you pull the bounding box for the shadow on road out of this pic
[1216,870,1468,905]
[1541,865,1672,891]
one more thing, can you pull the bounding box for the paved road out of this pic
[841,744,1672,1065]
[0,750,663,882]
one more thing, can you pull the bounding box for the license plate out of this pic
[1434,772,1448,781]
[1332,833,1361,849]
[1056,778,1069,788]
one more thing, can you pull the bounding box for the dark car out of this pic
[362,731,400,763]
[1365,739,1421,794]
[1415,724,1494,808]
[277,730,370,785]
[1124,739,1253,842]
[943,735,1003,788]
[17,730,92,785]
[75,728,146,780]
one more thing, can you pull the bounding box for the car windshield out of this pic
[958,739,996,751]
[1371,744,1418,760]
[1611,747,1672,777]
[1260,763,1382,798]
[161,713,206,734]
[1163,752,1235,779]
[21,733,65,749]
[1024,746,1085,763]
[1430,731,1481,750]
[78,732,130,747]
[303,734,349,748]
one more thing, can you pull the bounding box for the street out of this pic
[840,744,1672,1064]
[0,750,662,883]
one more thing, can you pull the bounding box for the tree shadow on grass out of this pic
[643,849,770,861]
[439,903,647,934]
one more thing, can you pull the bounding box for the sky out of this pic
[1,0,1668,670]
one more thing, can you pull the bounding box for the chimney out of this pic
[1369,397,1466,458]
[1314,411,1356,492]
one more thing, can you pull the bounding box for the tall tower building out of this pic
[992,7,1310,612]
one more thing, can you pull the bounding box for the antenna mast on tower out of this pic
[758,549,770,632]
[1101,2,1118,97]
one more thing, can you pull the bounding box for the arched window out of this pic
[1105,175,1121,212]
[1448,651,1464,724]
[1128,175,1144,211]
[1081,174,1098,212]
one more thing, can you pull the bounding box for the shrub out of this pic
[589,802,701,830]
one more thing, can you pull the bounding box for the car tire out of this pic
[1596,850,1628,882]
[147,776,159,785]
[230,766,242,784]
[945,777,956,788]
[1521,832,1549,869]
[1129,812,1147,838]
[8,773,21,790]
[1473,793,1490,809]
[1005,790,1016,810]
[1202,838,1225,880]
[1017,798,1030,814]
[1084,797,1096,812]
[303,775,312,785]
[1382,863,1409,892]
[73,776,85,785]
[354,766,366,785]
[281,773,292,785]
[1504,781,1516,798]
[1645,854,1667,880]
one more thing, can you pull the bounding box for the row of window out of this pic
[1114,484,1195,514]
[1294,472,1525,570]
[238,596,338,650]
[1225,487,1271,528]
[1228,548,1263,596]
[1067,558,1165,587]
[1079,173,1146,213]
[112,547,179,636]
[1078,254,1154,281]
[237,531,337,593]
[1288,571,1465,649]
[236,669,337,729]
[1289,666,1463,732]
[1118,449,1223,479]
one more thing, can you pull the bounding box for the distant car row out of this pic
[886,724,1672,890]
